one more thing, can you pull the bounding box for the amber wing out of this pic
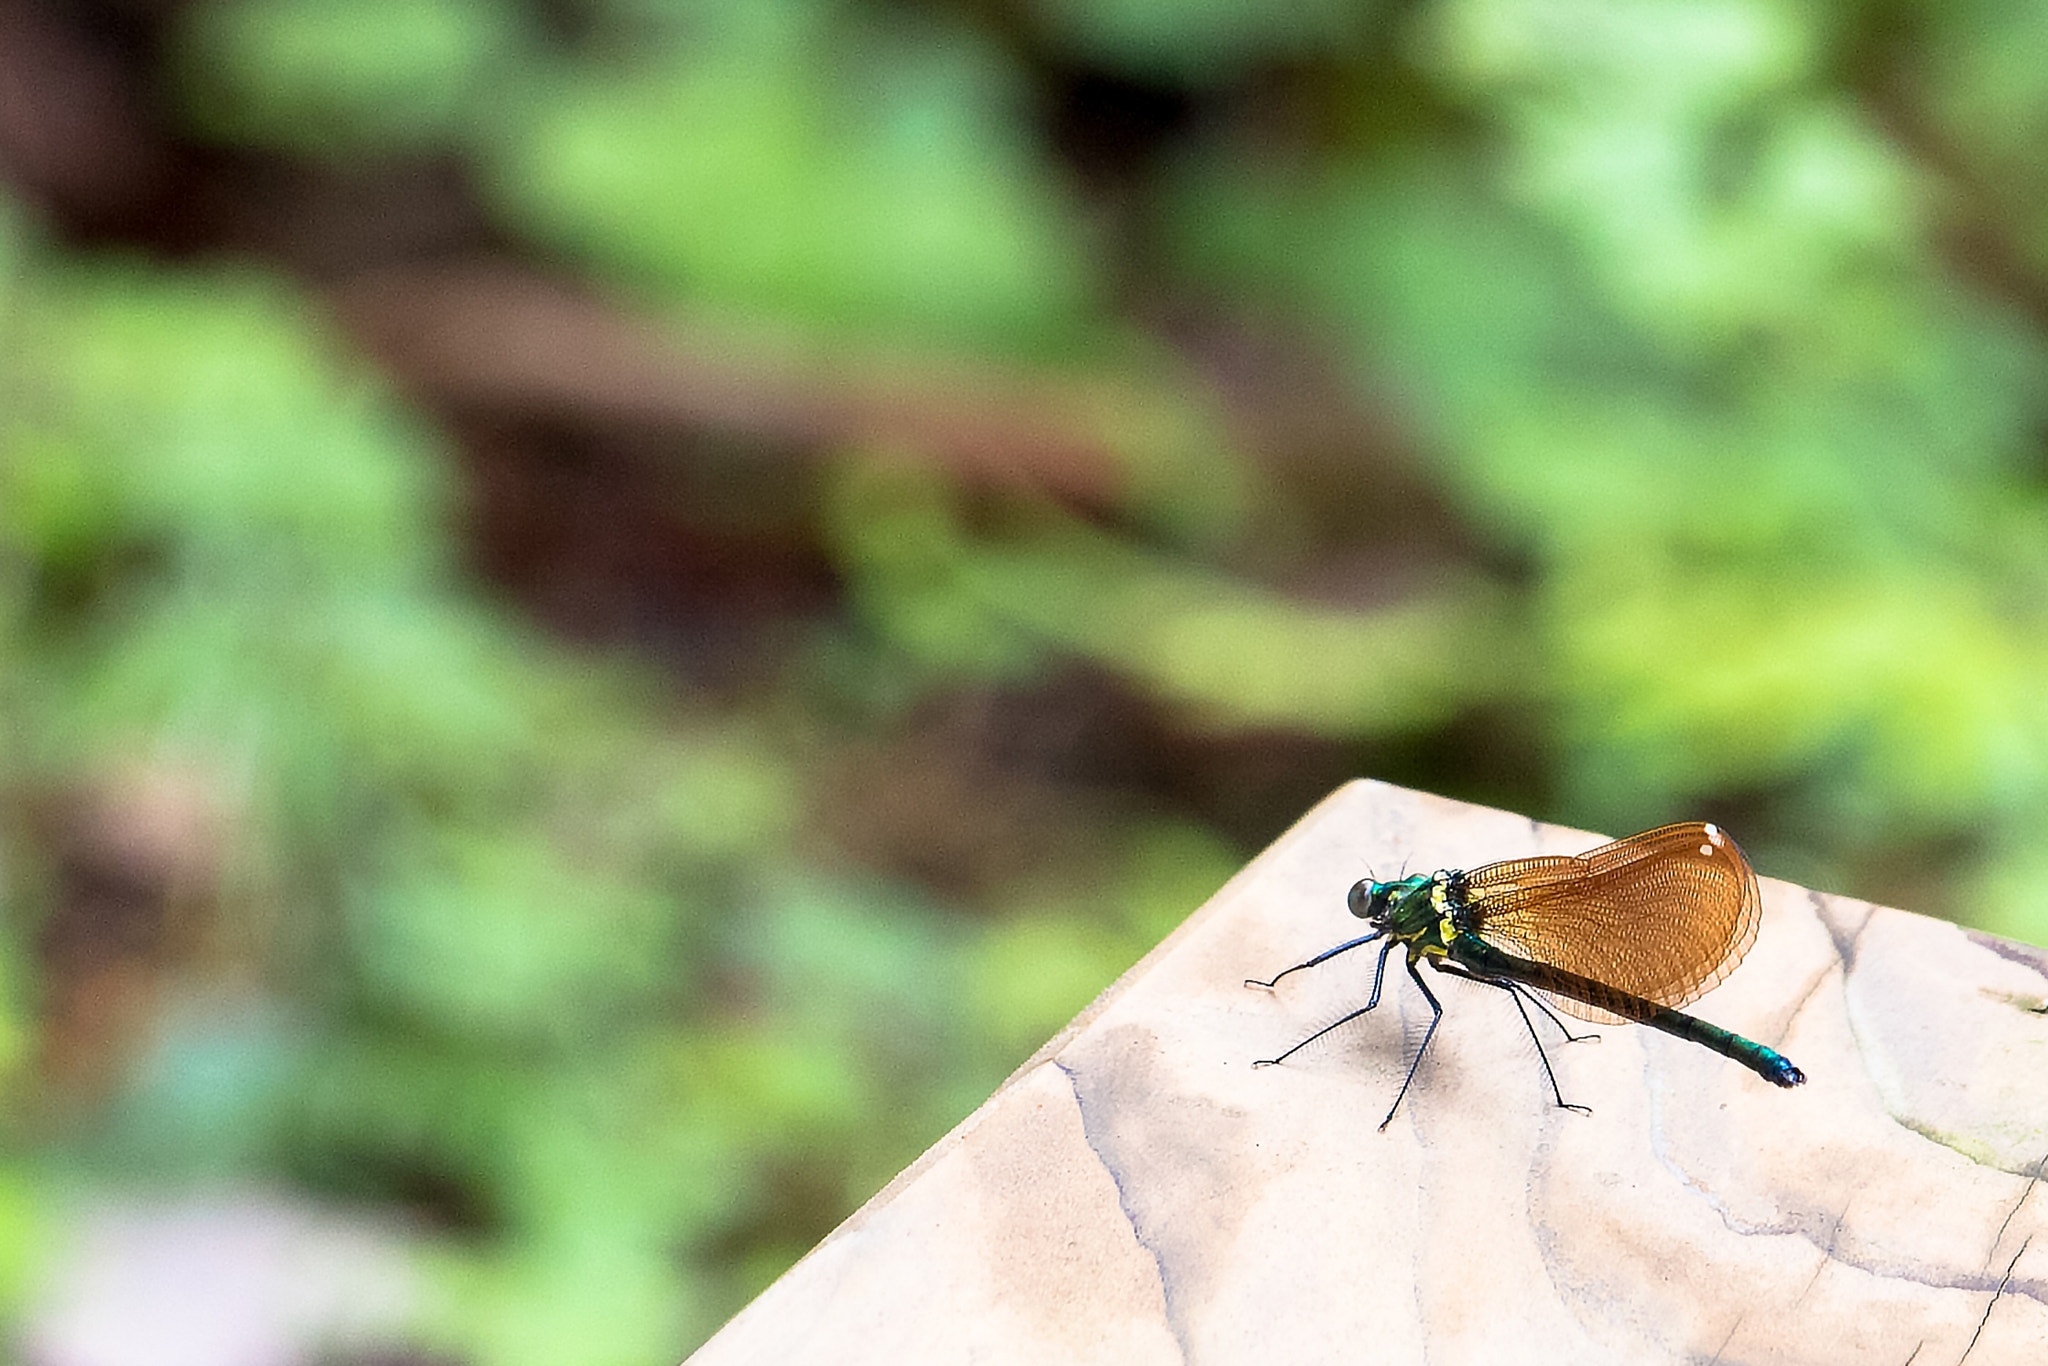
[1457,822,1762,1024]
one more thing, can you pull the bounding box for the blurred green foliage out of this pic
[497,22,1098,354]
[1030,0,1374,80]
[6,0,2048,1360]
[180,0,536,153]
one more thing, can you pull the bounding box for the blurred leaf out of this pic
[1423,0,1917,349]
[1917,0,2048,278]
[350,830,680,1045]
[431,1240,691,1366]
[967,817,1234,1059]
[1032,0,1377,82]
[968,912,1130,1060]
[489,20,1098,356]
[828,454,1506,735]
[11,265,446,582]
[178,0,536,155]
[651,732,801,862]
[100,995,307,1178]
[1111,820,1239,943]
[0,1168,44,1315]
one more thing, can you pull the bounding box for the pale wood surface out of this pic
[687,781,2048,1365]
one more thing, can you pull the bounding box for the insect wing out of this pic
[1458,823,1762,1023]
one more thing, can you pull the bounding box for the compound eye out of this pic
[1346,881,1375,918]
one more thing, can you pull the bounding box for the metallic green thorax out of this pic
[1347,871,1458,959]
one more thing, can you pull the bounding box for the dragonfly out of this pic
[1246,822,1806,1129]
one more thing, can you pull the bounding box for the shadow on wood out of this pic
[687,781,2048,1365]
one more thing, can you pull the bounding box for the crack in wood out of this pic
[1705,1310,1743,1364]
[1791,1203,1852,1309]
[1776,956,1836,1039]
[1051,1057,1192,1366]
[1958,1235,2028,1366]
[1987,1151,2045,1263]
[1809,888,1877,968]
[1663,1160,2047,1321]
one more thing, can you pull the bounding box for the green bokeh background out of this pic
[4,0,2048,1359]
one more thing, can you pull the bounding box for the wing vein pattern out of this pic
[1457,822,1761,1024]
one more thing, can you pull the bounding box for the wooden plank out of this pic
[688,780,2048,1365]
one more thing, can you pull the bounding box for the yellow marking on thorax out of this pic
[1429,878,1457,949]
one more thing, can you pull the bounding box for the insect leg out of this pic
[1434,965,1597,1045]
[1431,961,1591,1117]
[1511,984,1600,1045]
[1245,929,1387,990]
[1378,957,1444,1131]
[1364,929,1394,1009]
[1501,986,1593,1116]
[1253,938,1398,1068]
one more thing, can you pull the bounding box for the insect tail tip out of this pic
[1763,1053,1807,1087]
